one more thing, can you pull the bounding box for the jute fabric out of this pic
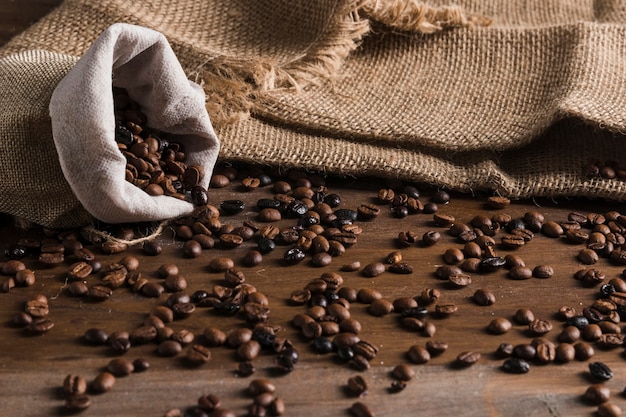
[2,0,626,226]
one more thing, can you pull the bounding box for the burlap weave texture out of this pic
[2,0,626,228]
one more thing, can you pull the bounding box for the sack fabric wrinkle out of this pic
[2,0,626,229]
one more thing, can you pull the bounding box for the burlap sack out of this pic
[0,23,219,228]
[3,0,626,214]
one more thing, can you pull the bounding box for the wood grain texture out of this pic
[0,175,624,417]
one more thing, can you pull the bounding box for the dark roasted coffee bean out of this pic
[132,358,150,372]
[502,357,530,374]
[480,256,506,272]
[349,401,374,417]
[26,318,54,334]
[142,241,162,256]
[64,394,92,411]
[283,248,305,265]
[347,375,368,397]
[219,199,245,215]
[191,186,208,206]
[589,362,613,381]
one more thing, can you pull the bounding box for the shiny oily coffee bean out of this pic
[502,357,530,374]
[589,362,613,381]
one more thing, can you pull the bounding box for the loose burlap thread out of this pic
[2,0,626,228]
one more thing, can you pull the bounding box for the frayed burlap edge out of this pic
[194,0,490,128]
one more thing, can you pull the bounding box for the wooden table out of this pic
[2,4,626,417]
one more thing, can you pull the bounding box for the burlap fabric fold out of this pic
[3,0,626,227]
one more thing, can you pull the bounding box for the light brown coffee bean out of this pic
[186,344,212,365]
[406,345,430,364]
[91,372,115,394]
[368,299,394,317]
[106,358,134,377]
[487,317,512,335]
[473,288,496,306]
[361,262,385,278]
[63,374,88,396]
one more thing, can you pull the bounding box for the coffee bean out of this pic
[406,345,430,364]
[356,288,382,304]
[574,341,595,360]
[345,401,374,417]
[391,363,415,381]
[509,265,532,280]
[532,265,554,279]
[64,394,92,411]
[208,257,234,272]
[583,384,611,405]
[502,357,530,374]
[248,378,276,396]
[589,362,613,381]
[434,303,458,317]
[186,344,212,365]
[63,374,88,396]
[142,240,162,256]
[487,317,512,335]
[26,318,54,334]
[473,288,495,306]
[456,351,481,366]
[357,203,380,220]
[368,299,394,317]
[132,358,150,372]
[91,371,115,394]
[513,308,535,325]
[597,402,622,417]
[422,231,441,246]
[158,340,182,357]
[528,319,553,336]
[106,358,134,377]
[346,375,368,397]
[361,262,385,278]
[448,273,472,288]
